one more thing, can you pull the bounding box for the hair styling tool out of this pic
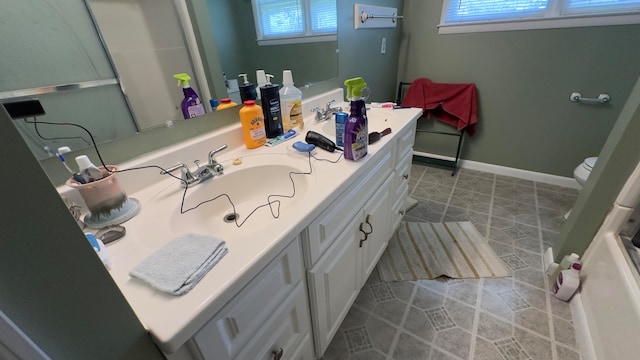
[305,131,342,152]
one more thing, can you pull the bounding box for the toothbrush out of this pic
[56,146,75,174]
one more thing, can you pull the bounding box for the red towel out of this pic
[401,78,478,137]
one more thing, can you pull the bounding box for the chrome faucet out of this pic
[160,144,227,187]
[311,100,343,121]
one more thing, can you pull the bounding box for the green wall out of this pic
[336,0,404,102]
[399,0,640,176]
[0,107,163,359]
[553,77,640,260]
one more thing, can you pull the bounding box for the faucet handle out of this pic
[311,107,323,121]
[208,144,228,165]
[325,100,336,110]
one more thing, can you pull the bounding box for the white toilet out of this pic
[574,157,598,186]
[565,157,598,219]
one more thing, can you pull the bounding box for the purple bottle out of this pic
[174,73,205,119]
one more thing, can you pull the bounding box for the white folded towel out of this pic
[129,233,228,295]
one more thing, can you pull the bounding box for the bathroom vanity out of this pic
[59,90,421,359]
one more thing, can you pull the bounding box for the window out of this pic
[252,0,337,45]
[439,0,640,34]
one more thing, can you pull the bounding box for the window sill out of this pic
[438,13,640,34]
[256,34,336,46]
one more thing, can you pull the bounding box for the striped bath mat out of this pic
[376,221,510,281]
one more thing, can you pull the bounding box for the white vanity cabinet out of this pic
[169,238,313,360]
[303,118,417,357]
[391,124,417,229]
[306,176,393,357]
[130,107,418,360]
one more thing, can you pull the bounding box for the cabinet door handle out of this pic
[403,173,409,180]
[359,227,368,247]
[225,317,240,338]
[272,347,284,360]
[399,209,405,215]
[361,214,373,235]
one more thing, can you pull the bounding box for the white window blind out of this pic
[310,0,337,33]
[563,0,640,15]
[253,0,336,44]
[443,0,549,23]
[440,0,640,33]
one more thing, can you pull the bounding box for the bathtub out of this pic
[572,174,640,360]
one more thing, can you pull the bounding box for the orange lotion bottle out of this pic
[239,100,266,148]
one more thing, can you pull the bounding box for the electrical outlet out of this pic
[381,38,387,54]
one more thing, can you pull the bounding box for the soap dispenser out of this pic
[238,73,257,103]
[259,73,283,138]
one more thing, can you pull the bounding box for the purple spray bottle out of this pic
[173,73,205,119]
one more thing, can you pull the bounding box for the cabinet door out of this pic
[307,214,363,358]
[234,282,311,360]
[361,176,393,284]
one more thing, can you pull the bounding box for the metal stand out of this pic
[397,82,465,176]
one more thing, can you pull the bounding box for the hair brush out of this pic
[368,128,392,145]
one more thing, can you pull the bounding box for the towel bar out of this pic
[396,81,464,176]
[360,11,403,23]
[570,92,611,104]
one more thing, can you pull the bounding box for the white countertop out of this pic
[59,92,422,353]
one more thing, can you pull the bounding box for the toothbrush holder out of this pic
[65,166,128,219]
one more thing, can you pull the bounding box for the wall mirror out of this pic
[1,0,338,161]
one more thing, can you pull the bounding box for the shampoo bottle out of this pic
[173,73,205,119]
[239,100,266,149]
[238,73,258,103]
[552,263,582,301]
[279,70,303,131]
[259,73,283,138]
[343,77,368,161]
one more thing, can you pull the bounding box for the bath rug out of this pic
[376,221,510,281]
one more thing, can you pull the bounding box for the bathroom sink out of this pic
[168,154,313,236]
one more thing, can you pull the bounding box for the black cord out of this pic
[180,153,317,228]
[30,117,90,146]
[24,117,110,172]
[25,116,345,229]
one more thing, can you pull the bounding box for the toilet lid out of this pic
[584,157,598,170]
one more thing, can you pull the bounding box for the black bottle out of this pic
[259,76,283,138]
[238,73,257,103]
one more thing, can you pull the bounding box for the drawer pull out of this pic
[272,347,284,360]
[225,317,240,338]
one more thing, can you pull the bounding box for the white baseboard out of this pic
[569,292,597,360]
[543,247,559,277]
[413,151,580,189]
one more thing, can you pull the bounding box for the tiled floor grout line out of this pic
[534,180,560,360]
[439,169,460,223]
[467,173,496,360]
[384,282,419,360]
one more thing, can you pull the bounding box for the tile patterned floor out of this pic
[321,164,581,360]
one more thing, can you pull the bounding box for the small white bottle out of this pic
[552,263,582,301]
[279,70,303,131]
[549,252,580,280]
[75,155,103,182]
